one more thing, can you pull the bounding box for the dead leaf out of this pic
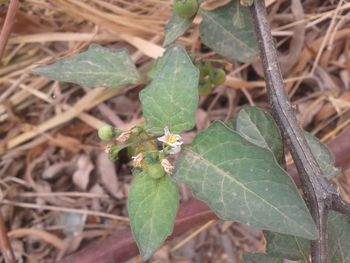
[315,91,350,122]
[42,161,76,179]
[72,155,93,191]
[97,152,123,199]
[48,134,83,153]
[89,183,105,212]
[299,99,325,128]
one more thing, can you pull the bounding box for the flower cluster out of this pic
[129,126,181,175]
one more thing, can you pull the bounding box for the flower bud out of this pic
[161,159,175,175]
[240,0,253,7]
[98,125,115,141]
[174,0,199,18]
[132,153,144,168]
[145,163,166,179]
[116,130,132,144]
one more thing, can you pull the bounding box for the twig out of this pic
[249,1,350,262]
[1,199,129,222]
[171,219,217,252]
[0,0,19,59]
[0,212,16,263]
[331,196,350,217]
[310,0,344,75]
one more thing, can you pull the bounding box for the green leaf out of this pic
[199,1,258,63]
[265,231,310,260]
[33,44,140,88]
[304,132,339,179]
[226,117,237,130]
[235,107,283,164]
[128,172,179,260]
[140,44,199,134]
[174,123,318,240]
[243,254,283,263]
[148,55,167,79]
[163,14,194,46]
[328,211,350,262]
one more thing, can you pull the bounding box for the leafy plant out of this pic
[34,0,350,262]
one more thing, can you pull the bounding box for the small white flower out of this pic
[161,159,175,175]
[132,153,144,168]
[157,127,183,154]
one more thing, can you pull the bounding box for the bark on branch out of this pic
[249,1,350,262]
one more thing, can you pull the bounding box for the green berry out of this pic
[198,62,212,79]
[174,0,199,18]
[210,68,226,86]
[199,81,213,96]
[98,125,115,141]
[240,0,254,7]
[145,163,165,179]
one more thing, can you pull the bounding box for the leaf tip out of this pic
[32,64,54,78]
[140,246,159,261]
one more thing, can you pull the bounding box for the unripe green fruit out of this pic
[199,81,212,96]
[174,0,199,18]
[145,163,165,179]
[210,68,226,86]
[240,0,254,7]
[98,125,115,141]
[198,62,212,78]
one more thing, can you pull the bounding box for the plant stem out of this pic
[249,1,341,262]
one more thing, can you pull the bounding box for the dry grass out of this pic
[0,0,350,262]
